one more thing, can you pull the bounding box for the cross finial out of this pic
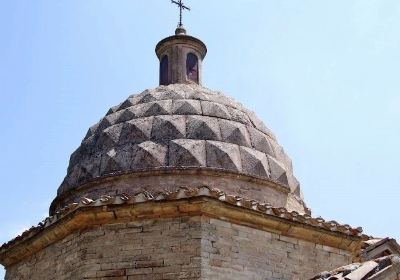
[171,0,190,27]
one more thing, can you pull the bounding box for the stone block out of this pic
[240,146,269,178]
[206,141,242,172]
[184,87,210,100]
[186,115,221,141]
[96,124,123,149]
[219,119,251,147]
[119,117,153,145]
[100,146,133,174]
[106,104,119,116]
[151,115,186,142]
[246,110,276,139]
[169,139,206,167]
[142,100,172,117]
[248,127,275,156]
[96,269,126,277]
[117,97,137,110]
[97,116,114,133]
[172,99,202,115]
[126,267,153,275]
[131,141,168,169]
[226,107,251,125]
[201,100,231,119]
[135,91,157,104]
[267,155,289,185]
[116,107,137,123]
[76,153,102,183]
[84,122,100,140]
[153,87,186,100]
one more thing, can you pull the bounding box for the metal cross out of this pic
[171,0,190,27]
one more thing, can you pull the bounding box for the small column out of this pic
[155,27,207,86]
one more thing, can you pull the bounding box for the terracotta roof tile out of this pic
[310,254,400,280]
[1,186,365,252]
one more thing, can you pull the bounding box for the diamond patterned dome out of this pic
[53,84,306,214]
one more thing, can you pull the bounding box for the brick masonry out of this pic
[5,216,352,280]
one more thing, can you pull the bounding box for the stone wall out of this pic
[6,217,203,280]
[5,216,352,280]
[202,218,352,280]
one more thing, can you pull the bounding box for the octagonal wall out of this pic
[5,216,353,280]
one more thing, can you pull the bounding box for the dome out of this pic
[50,27,308,215]
[51,84,307,214]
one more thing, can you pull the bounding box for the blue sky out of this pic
[1,0,399,277]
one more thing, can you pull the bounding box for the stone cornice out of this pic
[0,186,366,267]
[51,167,291,214]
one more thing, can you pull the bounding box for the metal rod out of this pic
[171,0,190,27]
